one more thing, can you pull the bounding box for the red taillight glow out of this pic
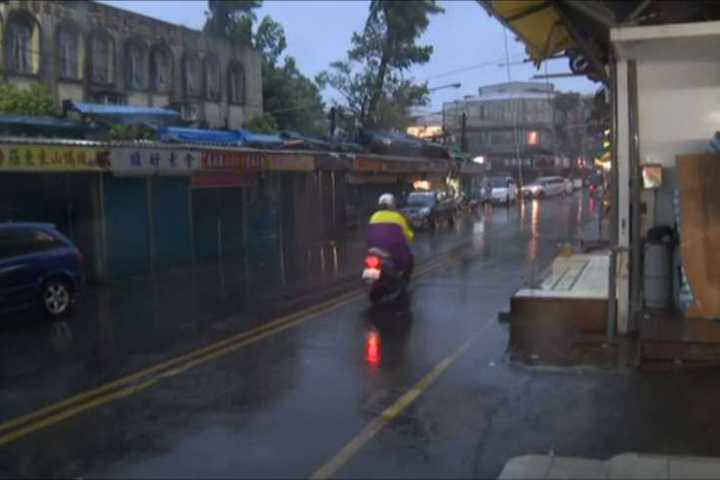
[366,331,380,366]
[589,184,596,190]
[365,255,381,269]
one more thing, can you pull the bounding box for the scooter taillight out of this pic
[365,255,381,269]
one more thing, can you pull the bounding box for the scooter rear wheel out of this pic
[368,289,383,304]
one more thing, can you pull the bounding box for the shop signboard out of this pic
[353,157,386,172]
[345,173,398,185]
[383,159,425,173]
[191,149,266,187]
[201,149,265,171]
[110,148,198,175]
[0,144,109,171]
[264,153,314,171]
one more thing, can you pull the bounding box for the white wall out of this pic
[204,102,222,128]
[57,83,84,104]
[612,22,720,323]
[632,38,720,233]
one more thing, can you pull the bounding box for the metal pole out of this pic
[331,170,337,230]
[188,180,195,266]
[95,172,109,283]
[147,177,156,275]
[628,60,642,326]
[607,52,619,340]
[278,173,286,286]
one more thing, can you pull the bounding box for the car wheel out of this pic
[42,279,73,318]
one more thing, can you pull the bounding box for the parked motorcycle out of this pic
[361,248,408,304]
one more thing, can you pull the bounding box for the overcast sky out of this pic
[101,0,600,113]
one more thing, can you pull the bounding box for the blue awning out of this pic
[157,126,245,145]
[0,114,92,138]
[67,101,181,126]
[70,102,179,117]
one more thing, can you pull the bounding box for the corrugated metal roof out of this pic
[0,114,88,129]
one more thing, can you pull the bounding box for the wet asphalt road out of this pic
[3,193,720,479]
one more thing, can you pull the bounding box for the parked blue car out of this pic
[0,222,83,318]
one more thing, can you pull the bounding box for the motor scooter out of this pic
[361,248,408,304]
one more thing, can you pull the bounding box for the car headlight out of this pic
[419,207,431,216]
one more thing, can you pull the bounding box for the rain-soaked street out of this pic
[3,193,720,479]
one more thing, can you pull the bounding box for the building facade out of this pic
[442,81,589,176]
[0,0,263,128]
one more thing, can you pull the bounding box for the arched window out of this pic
[227,61,245,105]
[204,54,220,101]
[182,51,202,98]
[57,21,82,80]
[125,37,148,90]
[89,29,114,84]
[151,43,173,93]
[5,11,40,74]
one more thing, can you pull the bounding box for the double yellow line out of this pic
[0,246,469,447]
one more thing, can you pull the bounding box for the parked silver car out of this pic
[521,176,573,198]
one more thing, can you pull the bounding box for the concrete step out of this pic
[500,452,720,479]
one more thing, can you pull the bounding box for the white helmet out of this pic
[378,193,396,209]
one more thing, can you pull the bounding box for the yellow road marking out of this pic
[0,378,158,446]
[0,294,364,446]
[310,319,493,480]
[0,286,363,436]
[0,245,471,445]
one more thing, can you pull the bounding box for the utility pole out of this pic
[329,106,336,137]
[461,112,467,153]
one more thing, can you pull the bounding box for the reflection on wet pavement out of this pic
[0,191,614,479]
[0,193,601,426]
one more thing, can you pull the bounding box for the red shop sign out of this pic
[201,150,265,171]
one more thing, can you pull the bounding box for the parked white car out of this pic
[482,176,518,204]
[522,176,573,198]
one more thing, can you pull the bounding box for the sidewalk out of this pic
[500,452,720,479]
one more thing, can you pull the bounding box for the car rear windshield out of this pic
[407,193,435,206]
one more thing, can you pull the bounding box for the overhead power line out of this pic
[420,54,526,82]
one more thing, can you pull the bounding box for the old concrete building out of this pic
[0,0,263,128]
[442,82,560,174]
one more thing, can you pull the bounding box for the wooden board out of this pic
[677,153,720,319]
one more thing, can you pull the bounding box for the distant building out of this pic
[0,0,263,129]
[441,81,588,176]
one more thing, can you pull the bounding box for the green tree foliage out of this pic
[0,82,56,116]
[316,0,443,129]
[204,2,325,135]
[204,0,262,42]
[243,112,278,133]
[251,16,325,135]
[106,124,157,141]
